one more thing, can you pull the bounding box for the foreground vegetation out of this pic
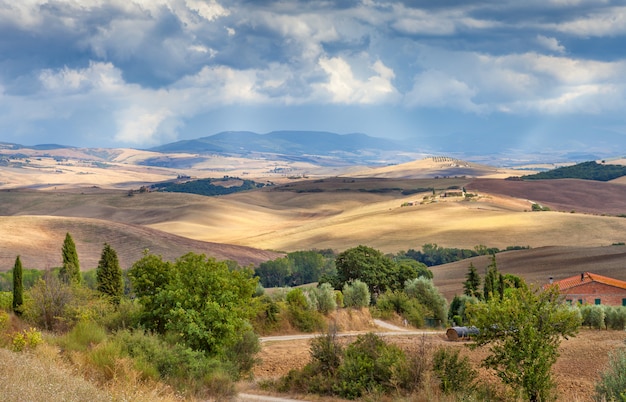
[2,235,626,401]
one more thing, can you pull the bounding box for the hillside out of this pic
[345,156,526,179]
[432,245,626,300]
[0,215,281,271]
[521,161,626,181]
[467,178,626,215]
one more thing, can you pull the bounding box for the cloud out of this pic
[405,70,484,113]
[1,0,626,150]
[545,6,626,37]
[536,35,566,54]
[315,57,399,104]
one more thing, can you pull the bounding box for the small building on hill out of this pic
[548,272,626,306]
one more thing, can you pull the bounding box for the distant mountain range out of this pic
[148,131,416,164]
[1,131,619,166]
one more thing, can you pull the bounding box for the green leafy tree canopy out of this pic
[130,252,259,356]
[467,284,581,402]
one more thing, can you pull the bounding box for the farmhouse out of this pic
[548,272,626,306]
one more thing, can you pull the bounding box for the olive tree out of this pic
[467,284,581,401]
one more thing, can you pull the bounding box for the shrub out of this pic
[405,277,448,326]
[286,288,324,332]
[595,347,626,402]
[11,327,43,352]
[309,283,337,314]
[0,292,12,310]
[581,304,606,329]
[0,310,8,331]
[432,347,477,394]
[25,271,73,331]
[310,325,343,374]
[375,290,426,327]
[58,320,107,352]
[224,328,260,379]
[342,280,370,308]
[604,306,626,330]
[334,333,407,399]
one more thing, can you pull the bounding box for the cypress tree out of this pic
[96,243,123,304]
[463,262,482,299]
[60,232,81,284]
[12,256,23,315]
[483,254,502,301]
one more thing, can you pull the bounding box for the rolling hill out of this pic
[0,215,281,270]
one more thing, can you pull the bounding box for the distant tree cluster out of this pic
[255,250,336,288]
[399,243,529,267]
[522,161,626,181]
[152,176,265,196]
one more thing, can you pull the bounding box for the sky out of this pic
[1,0,626,155]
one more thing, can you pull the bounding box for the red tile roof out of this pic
[550,272,626,291]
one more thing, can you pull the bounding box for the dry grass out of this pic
[0,346,112,402]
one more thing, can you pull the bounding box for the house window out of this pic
[578,299,583,305]
[595,298,601,305]
[566,299,572,305]
[622,298,626,306]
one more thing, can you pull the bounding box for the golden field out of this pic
[2,149,626,297]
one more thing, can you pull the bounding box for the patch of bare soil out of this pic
[467,178,626,215]
[253,328,626,401]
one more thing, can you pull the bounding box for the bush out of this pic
[309,283,337,314]
[286,288,324,332]
[342,280,371,308]
[604,306,626,330]
[224,328,260,379]
[11,327,43,352]
[0,292,12,310]
[595,347,626,402]
[405,277,448,326]
[58,320,107,352]
[432,347,477,394]
[581,304,606,329]
[375,290,426,327]
[334,333,407,399]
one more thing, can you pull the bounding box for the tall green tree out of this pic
[60,232,81,284]
[463,262,481,299]
[96,243,123,304]
[12,256,23,315]
[127,251,173,332]
[483,254,501,301]
[130,252,259,356]
[334,245,398,298]
[467,283,581,402]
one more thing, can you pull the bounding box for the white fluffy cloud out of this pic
[316,57,399,104]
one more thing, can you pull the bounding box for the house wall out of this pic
[562,282,626,306]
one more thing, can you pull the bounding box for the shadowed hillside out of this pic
[0,215,281,271]
[468,178,626,215]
